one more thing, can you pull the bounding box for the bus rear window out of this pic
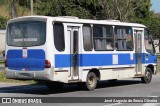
[7,21,46,47]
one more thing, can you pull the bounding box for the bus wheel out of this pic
[46,82,64,90]
[85,72,97,90]
[141,68,152,84]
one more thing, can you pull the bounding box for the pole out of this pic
[30,0,33,15]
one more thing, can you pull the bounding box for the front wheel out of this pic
[141,68,152,84]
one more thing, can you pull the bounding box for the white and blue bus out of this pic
[5,16,157,90]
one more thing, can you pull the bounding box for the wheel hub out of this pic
[88,76,95,87]
[146,71,150,80]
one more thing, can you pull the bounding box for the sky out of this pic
[151,0,160,13]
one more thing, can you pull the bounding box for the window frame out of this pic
[53,22,65,52]
[114,26,134,51]
[93,24,114,51]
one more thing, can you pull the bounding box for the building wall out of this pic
[0,30,6,53]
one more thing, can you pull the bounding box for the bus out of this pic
[5,16,157,90]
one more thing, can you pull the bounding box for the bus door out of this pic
[67,26,79,80]
[134,29,143,75]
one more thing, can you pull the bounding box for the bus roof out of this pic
[8,15,146,28]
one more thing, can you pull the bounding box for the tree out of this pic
[34,0,92,19]
[97,0,149,21]
[129,0,160,38]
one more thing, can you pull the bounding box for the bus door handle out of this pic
[73,51,78,57]
[73,51,78,63]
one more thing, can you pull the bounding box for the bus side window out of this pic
[83,24,93,51]
[93,25,114,51]
[115,27,133,51]
[53,23,65,51]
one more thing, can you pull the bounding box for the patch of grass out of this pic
[0,60,4,64]
[158,64,160,72]
[0,71,36,84]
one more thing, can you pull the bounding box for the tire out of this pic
[85,72,97,91]
[141,68,152,84]
[46,82,64,90]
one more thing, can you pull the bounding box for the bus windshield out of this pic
[7,21,46,47]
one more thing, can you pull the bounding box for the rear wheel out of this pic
[85,72,97,90]
[46,82,64,90]
[141,68,152,84]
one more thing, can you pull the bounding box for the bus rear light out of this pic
[5,59,8,67]
[45,60,51,68]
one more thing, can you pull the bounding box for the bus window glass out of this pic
[93,25,114,51]
[144,29,155,54]
[7,21,46,47]
[115,27,133,50]
[83,25,93,51]
[53,23,65,51]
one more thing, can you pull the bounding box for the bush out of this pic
[0,16,7,29]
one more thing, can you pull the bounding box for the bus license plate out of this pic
[19,73,31,78]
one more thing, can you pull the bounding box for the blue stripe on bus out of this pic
[80,54,136,66]
[55,54,71,68]
[7,49,156,70]
[55,54,136,68]
[55,53,156,68]
[7,49,45,71]
[142,53,157,64]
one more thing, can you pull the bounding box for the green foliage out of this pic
[147,16,160,38]
[129,0,160,38]
[0,0,160,38]
[132,0,151,19]
[17,0,30,8]
[0,16,7,29]
[0,0,4,5]
[34,0,93,18]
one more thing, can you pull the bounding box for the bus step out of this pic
[68,80,82,83]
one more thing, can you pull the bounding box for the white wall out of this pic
[0,30,6,53]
